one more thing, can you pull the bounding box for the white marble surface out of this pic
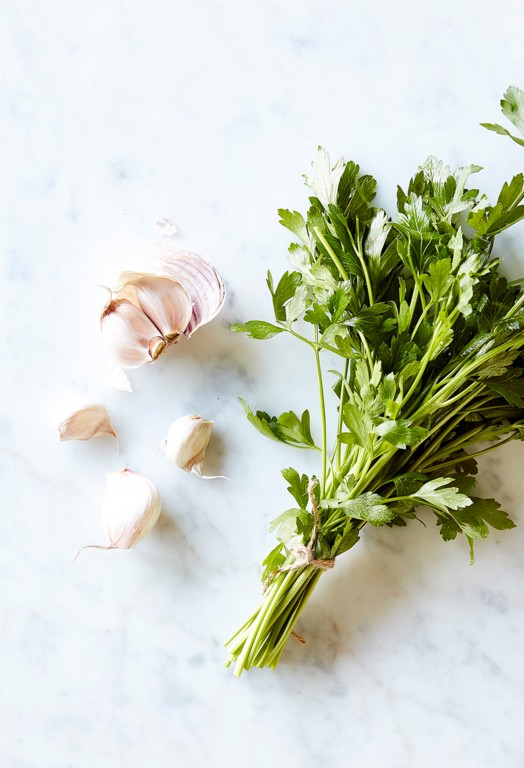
[2,1,524,766]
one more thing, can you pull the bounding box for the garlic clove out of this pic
[120,273,193,342]
[74,469,162,561]
[100,298,165,368]
[57,402,117,444]
[151,243,226,337]
[161,414,225,478]
[101,469,162,549]
[162,414,213,471]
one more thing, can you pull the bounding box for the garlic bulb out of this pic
[57,402,117,445]
[100,274,193,368]
[99,247,225,368]
[161,415,216,477]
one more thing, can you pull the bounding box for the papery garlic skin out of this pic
[57,403,117,444]
[151,244,226,337]
[156,218,178,236]
[104,361,133,393]
[100,274,192,368]
[162,415,214,476]
[101,469,161,549]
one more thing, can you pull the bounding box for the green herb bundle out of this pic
[226,88,524,676]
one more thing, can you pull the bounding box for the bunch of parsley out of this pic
[226,87,524,676]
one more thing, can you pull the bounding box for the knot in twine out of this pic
[282,541,335,573]
[264,479,335,590]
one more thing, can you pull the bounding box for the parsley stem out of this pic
[358,332,374,368]
[413,273,427,311]
[313,227,349,281]
[421,434,517,473]
[286,326,317,350]
[400,332,438,409]
[332,359,350,472]
[351,222,374,305]
[350,455,375,497]
[410,299,432,339]
[314,329,328,496]
[436,382,478,408]
[506,290,524,318]
[417,425,486,467]
[409,396,487,471]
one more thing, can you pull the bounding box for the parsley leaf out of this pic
[239,399,317,449]
[231,320,284,340]
[266,270,302,322]
[324,492,395,526]
[281,467,310,509]
[374,419,429,449]
[408,477,472,514]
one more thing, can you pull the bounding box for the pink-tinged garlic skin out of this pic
[151,243,226,337]
[99,274,192,368]
[101,469,162,549]
[57,403,117,443]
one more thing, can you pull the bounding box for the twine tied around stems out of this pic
[281,542,335,573]
[263,479,335,591]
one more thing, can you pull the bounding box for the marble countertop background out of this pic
[2,1,524,766]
